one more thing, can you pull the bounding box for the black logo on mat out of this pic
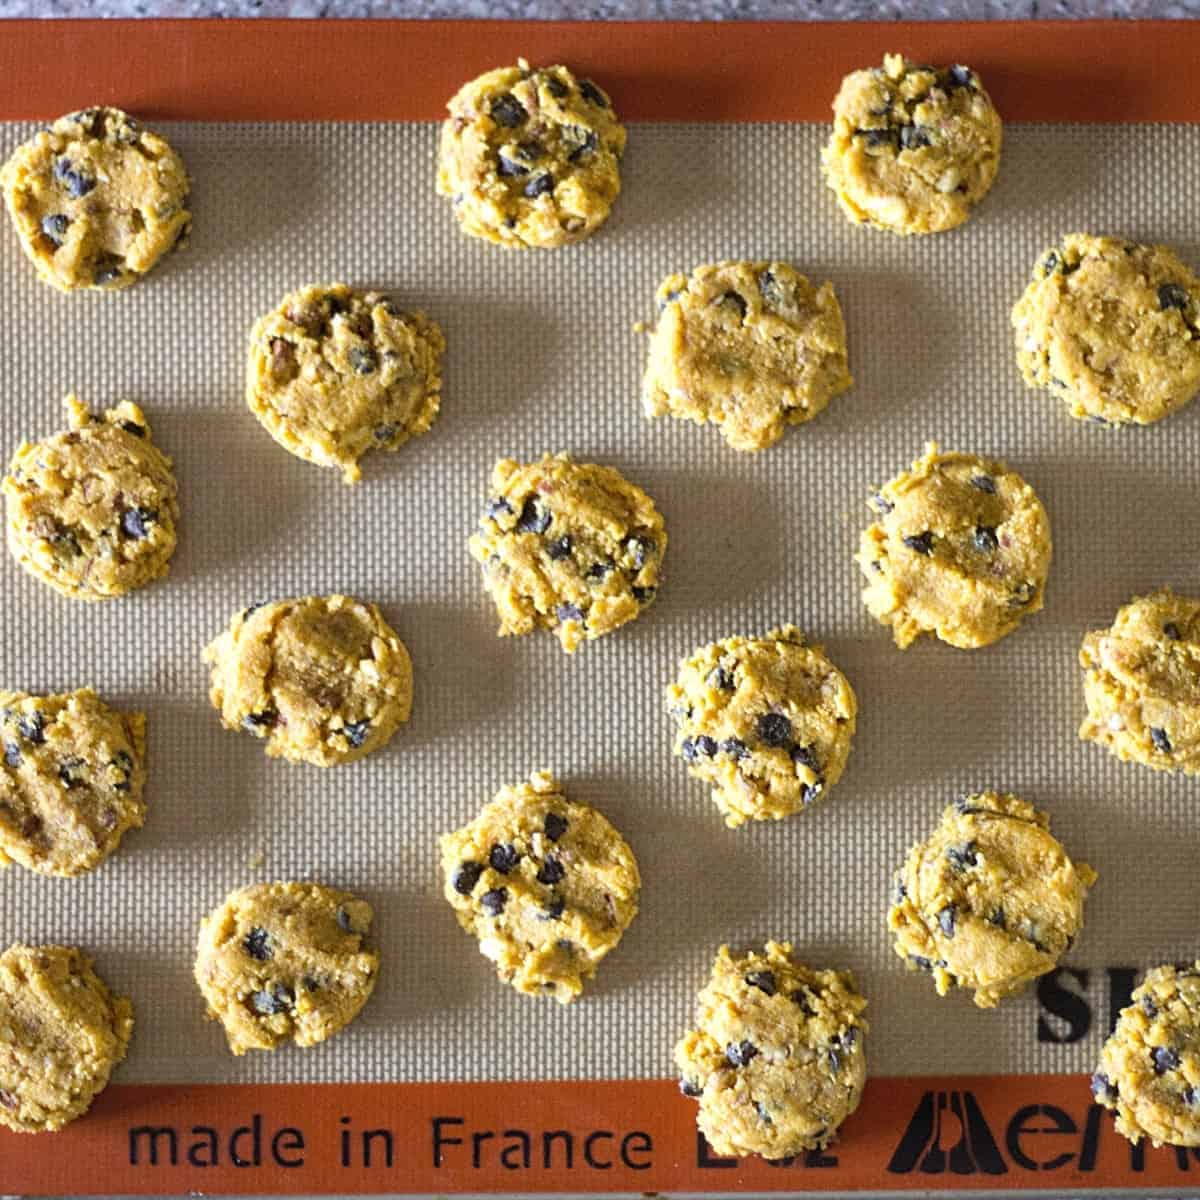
[887,1090,1007,1175]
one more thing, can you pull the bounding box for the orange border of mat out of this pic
[2,17,1199,1196]
[7,1075,1200,1194]
[0,19,1195,124]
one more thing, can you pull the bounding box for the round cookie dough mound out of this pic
[469,454,667,653]
[3,395,179,602]
[642,261,853,452]
[0,106,190,292]
[821,54,1001,236]
[675,942,868,1160]
[0,943,133,1132]
[0,688,146,877]
[203,595,413,768]
[440,770,640,1003]
[194,881,379,1055]
[856,443,1051,650]
[436,59,626,249]
[1012,234,1200,426]
[888,792,1096,1008]
[1094,963,1200,1148]
[247,283,445,485]
[665,626,856,829]
[1079,588,1200,773]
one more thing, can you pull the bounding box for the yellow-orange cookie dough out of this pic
[469,454,666,653]
[675,942,867,1159]
[0,688,146,877]
[247,283,444,484]
[440,770,640,1003]
[3,395,179,601]
[437,59,626,248]
[665,627,857,828]
[856,443,1051,649]
[1,106,189,292]
[642,261,853,452]
[1079,588,1200,773]
[1012,234,1200,426]
[203,595,413,767]
[194,881,379,1055]
[888,792,1096,1008]
[0,943,133,1132]
[822,54,1001,236]
[1093,963,1200,1148]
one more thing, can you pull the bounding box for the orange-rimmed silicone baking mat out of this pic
[2,18,1200,1197]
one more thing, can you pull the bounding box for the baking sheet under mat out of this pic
[1,119,1198,1091]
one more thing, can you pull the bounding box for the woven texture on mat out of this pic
[0,120,1197,1088]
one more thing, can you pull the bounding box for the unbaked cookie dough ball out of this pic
[469,454,666,653]
[0,106,189,292]
[439,770,640,1003]
[675,942,867,1160]
[194,881,379,1055]
[888,792,1096,1008]
[437,59,626,249]
[1094,963,1200,1148]
[856,443,1051,650]
[203,595,413,767]
[1079,588,1200,773]
[246,283,444,485]
[1012,234,1200,426]
[0,943,133,1132]
[641,261,853,452]
[665,626,856,829]
[0,688,146,877]
[822,54,1001,236]
[3,395,179,602]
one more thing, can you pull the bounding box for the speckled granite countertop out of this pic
[2,0,1198,19]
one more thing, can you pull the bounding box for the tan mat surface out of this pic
[0,119,1197,1088]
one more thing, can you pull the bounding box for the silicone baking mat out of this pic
[1,18,1200,1197]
